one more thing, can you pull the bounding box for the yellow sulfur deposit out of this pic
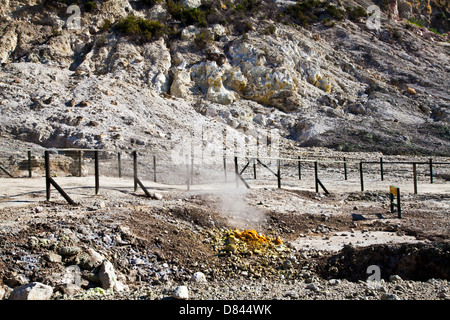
[227,229,283,249]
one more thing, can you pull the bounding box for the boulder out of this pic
[98,260,117,290]
[181,0,202,8]
[170,69,193,99]
[78,248,104,270]
[8,282,53,300]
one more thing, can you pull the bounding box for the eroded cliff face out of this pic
[0,0,449,155]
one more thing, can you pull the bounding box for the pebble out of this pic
[389,275,403,283]
[172,286,189,300]
[191,272,207,283]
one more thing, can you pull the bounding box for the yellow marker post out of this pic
[389,185,401,218]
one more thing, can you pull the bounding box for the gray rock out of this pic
[389,275,403,283]
[58,246,82,256]
[306,283,320,291]
[381,293,401,300]
[44,252,62,263]
[55,283,83,296]
[9,282,53,300]
[78,248,104,270]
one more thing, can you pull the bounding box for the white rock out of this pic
[191,272,207,283]
[181,25,200,41]
[9,282,54,300]
[181,0,202,8]
[172,285,189,300]
[170,69,193,99]
[0,285,6,300]
[98,260,118,290]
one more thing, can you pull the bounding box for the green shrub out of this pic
[167,0,207,27]
[116,15,166,42]
[324,3,345,20]
[264,24,276,35]
[346,6,367,21]
[407,18,425,28]
[194,30,214,49]
[285,0,345,27]
[85,1,97,13]
[141,0,161,6]
[100,18,112,32]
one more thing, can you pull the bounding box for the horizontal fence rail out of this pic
[0,148,449,206]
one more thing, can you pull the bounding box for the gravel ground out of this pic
[0,170,448,301]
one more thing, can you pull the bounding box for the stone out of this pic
[398,1,413,19]
[181,0,201,8]
[44,252,62,263]
[78,100,91,108]
[98,260,118,290]
[181,25,200,41]
[78,248,104,270]
[4,272,28,287]
[306,283,320,291]
[406,87,417,95]
[0,285,6,300]
[191,272,207,283]
[9,282,53,300]
[389,275,403,283]
[381,293,401,300]
[151,192,163,200]
[170,69,192,99]
[58,246,82,256]
[172,285,189,300]
[34,206,44,213]
[55,283,82,296]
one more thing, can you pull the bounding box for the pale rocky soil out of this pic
[0,148,449,300]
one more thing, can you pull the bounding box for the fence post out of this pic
[27,150,32,178]
[298,156,301,180]
[78,150,82,177]
[191,155,194,185]
[223,157,227,182]
[133,151,137,192]
[429,158,433,184]
[94,150,99,195]
[234,156,239,188]
[277,159,281,189]
[343,157,347,181]
[314,161,319,193]
[186,154,191,191]
[118,152,122,178]
[360,161,364,192]
[253,158,257,179]
[45,151,51,201]
[380,157,384,181]
[413,162,417,195]
[153,155,157,182]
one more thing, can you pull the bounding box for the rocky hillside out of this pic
[0,0,449,156]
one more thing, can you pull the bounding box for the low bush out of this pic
[167,0,208,27]
[116,15,166,42]
[346,6,368,21]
